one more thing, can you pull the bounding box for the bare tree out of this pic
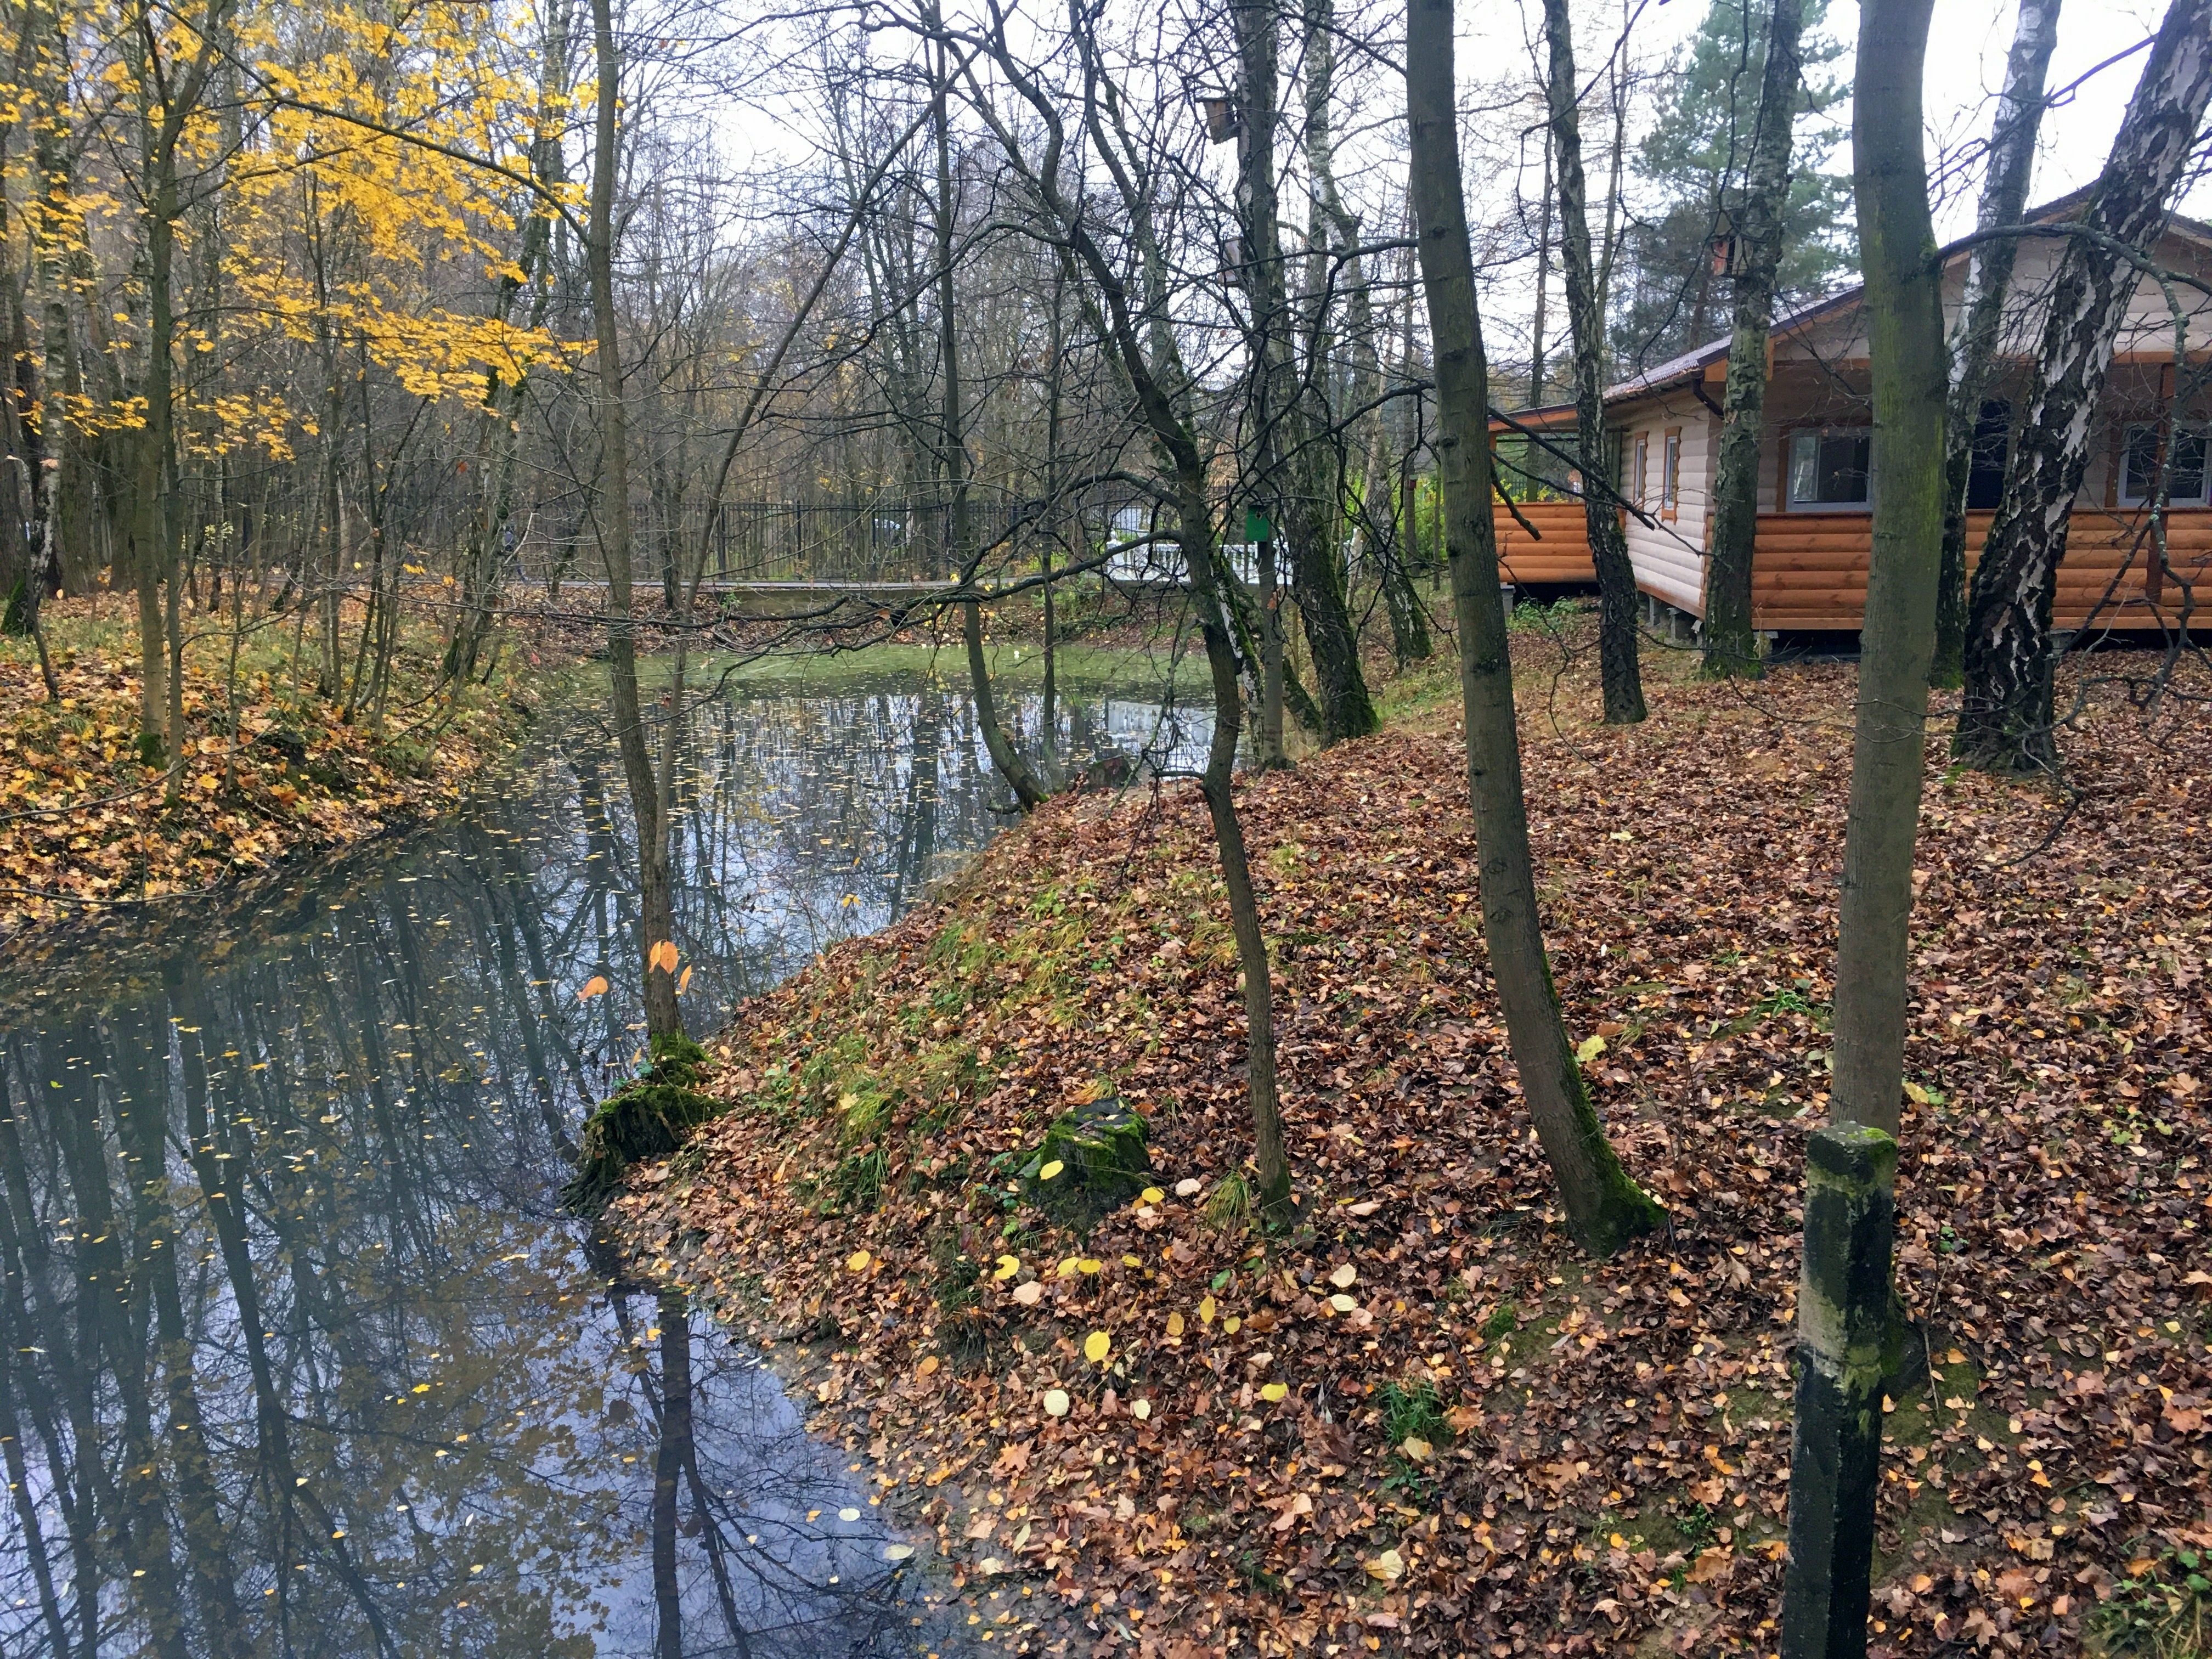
[1928,0,2062,689]
[1407,0,1663,1260]
[1957,0,2212,774]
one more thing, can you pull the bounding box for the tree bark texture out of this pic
[1701,0,1807,680]
[588,0,681,1040]
[1407,0,1663,1259]
[1956,0,2212,773]
[1831,0,1946,1146]
[1930,0,2061,689]
[1541,0,1645,723]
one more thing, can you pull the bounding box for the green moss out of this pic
[1020,1096,1151,1232]
[561,1034,721,1216]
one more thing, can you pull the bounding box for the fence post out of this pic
[1781,1123,1898,1659]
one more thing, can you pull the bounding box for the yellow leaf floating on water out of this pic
[1084,1331,1110,1364]
[1131,1399,1152,1421]
[1039,1160,1065,1181]
[846,1250,870,1272]
[1260,1382,1287,1403]
[993,1255,1020,1280]
[883,1544,913,1562]
[578,975,609,1001]
[1042,1389,1070,1418]
[1198,1295,1216,1324]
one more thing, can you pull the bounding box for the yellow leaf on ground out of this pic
[1084,1331,1111,1363]
[1365,1549,1404,1582]
[1199,1296,1217,1324]
[1167,1311,1185,1336]
[846,1250,870,1272]
[1329,1263,1357,1289]
[1260,1382,1287,1403]
[1039,1160,1065,1181]
[994,1254,1020,1280]
[1131,1400,1152,1421]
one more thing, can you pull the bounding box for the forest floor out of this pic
[0,591,573,942]
[612,619,2211,1659]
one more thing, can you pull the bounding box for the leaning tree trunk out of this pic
[587,0,681,1041]
[1408,0,1663,1259]
[1929,0,2061,688]
[1781,0,1942,1642]
[1956,0,2212,773]
[1701,0,1808,680]
[1541,0,1644,723]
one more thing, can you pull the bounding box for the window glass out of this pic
[2124,422,2210,505]
[1965,400,2010,511]
[1787,429,1871,507]
[1661,432,1681,512]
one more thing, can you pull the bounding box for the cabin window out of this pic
[1965,400,2011,510]
[1632,433,1650,509]
[1661,428,1682,518]
[2120,422,2210,507]
[1786,427,1872,510]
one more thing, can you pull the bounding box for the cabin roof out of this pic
[1597,188,2212,408]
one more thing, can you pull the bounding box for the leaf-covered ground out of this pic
[613,632,2210,1657]
[1,595,547,940]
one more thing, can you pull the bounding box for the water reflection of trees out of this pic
[0,673,1186,1656]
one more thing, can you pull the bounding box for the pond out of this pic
[0,650,1205,1658]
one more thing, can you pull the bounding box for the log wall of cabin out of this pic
[1613,390,1718,614]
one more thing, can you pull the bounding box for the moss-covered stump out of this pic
[1019,1096,1150,1231]
[562,1034,721,1216]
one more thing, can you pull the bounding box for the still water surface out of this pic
[0,659,1199,1657]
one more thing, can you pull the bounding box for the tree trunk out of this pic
[934,31,1047,811]
[1780,3,1942,1643]
[1829,0,1948,1148]
[1956,0,2212,773]
[1541,0,1645,724]
[1929,0,2061,689]
[1701,0,1808,680]
[1234,0,1376,746]
[1408,0,1664,1259]
[588,0,681,1040]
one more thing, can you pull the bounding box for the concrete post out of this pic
[1781,1124,1898,1659]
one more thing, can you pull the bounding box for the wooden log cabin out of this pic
[1487,199,2212,635]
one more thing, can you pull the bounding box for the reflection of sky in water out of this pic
[0,664,1198,1657]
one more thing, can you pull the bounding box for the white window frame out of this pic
[2118,421,2211,508]
[1785,426,1874,512]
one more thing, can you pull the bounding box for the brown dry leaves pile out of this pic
[1,612,520,939]
[613,639,2209,1658]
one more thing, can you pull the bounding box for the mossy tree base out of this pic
[1020,1096,1150,1232]
[562,1034,721,1217]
